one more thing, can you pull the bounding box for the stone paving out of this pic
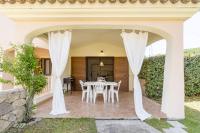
[95,120,161,133]
[95,119,188,133]
[163,121,188,133]
[163,128,187,133]
[35,92,165,118]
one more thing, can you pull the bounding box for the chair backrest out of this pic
[97,77,105,82]
[117,80,122,91]
[79,80,85,91]
[93,82,106,93]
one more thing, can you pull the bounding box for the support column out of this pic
[161,26,185,119]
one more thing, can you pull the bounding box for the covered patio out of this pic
[1,1,200,133]
[31,29,166,120]
[9,27,184,120]
[1,2,195,119]
[35,92,165,119]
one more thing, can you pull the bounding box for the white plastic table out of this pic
[84,81,117,103]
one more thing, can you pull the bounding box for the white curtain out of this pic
[48,31,72,115]
[121,31,151,121]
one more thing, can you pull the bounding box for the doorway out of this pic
[86,57,114,82]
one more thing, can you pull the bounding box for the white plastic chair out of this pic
[93,82,107,104]
[97,77,106,82]
[108,80,121,103]
[79,80,88,102]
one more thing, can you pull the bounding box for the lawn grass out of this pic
[185,96,200,102]
[6,98,200,133]
[179,107,200,133]
[145,118,171,132]
[145,96,200,133]
[145,107,200,133]
[7,118,97,133]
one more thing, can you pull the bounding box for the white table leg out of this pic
[86,86,90,103]
[105,86,108,103]
[111,85,114,103]
[90,87,93,103]
[108,90,110,103]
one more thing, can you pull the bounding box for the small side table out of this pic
[63,77,73,94]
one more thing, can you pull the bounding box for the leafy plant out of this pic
[184,55,200,96]
[0,44,47,122]
[140,53,200,100]
[139,56,165,100]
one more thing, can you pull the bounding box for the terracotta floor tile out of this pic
[35,92,166,119]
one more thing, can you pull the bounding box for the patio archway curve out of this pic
[24,25,172,45]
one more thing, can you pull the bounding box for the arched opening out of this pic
[25,25,171,44]
[145,39,167,57]
[26,26,171,119]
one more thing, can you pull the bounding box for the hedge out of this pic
[139,55,200,100]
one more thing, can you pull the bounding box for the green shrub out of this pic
[139,56,165,100]
[184,55,200,96]
[140,54,200,100]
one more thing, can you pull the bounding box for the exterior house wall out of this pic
[68,42,126,77]
[13,20,184,119]
[1,73,14,90]
[32,37,48,49]
[6,20,181,45]
[0,3,199,24]
[17,21,183,94]
[32,40,135,91]
[0,51,15,90]
[68,42,134,91]
[0,10,186,119]
[0,14,15,90]
[162,24,185,119]
[0,13,15,49]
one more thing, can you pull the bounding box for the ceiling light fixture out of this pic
[100,50,104,56]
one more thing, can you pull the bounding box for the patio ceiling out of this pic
[38,29,163,48]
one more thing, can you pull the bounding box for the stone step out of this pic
[96,120,161,133]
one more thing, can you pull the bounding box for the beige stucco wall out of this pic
[2,19,184,92]
[0,11,186,118]
[0,50,15,90]
[32,39,134,91]
[68,42,134,91]
[2,20,184,92]
[32,37,48,49]
[70,42,126,57]
[1,20,179,46]
[0,3,199,24]
[0,13,15,49]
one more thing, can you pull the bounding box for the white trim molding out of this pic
[0,4,200,21]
